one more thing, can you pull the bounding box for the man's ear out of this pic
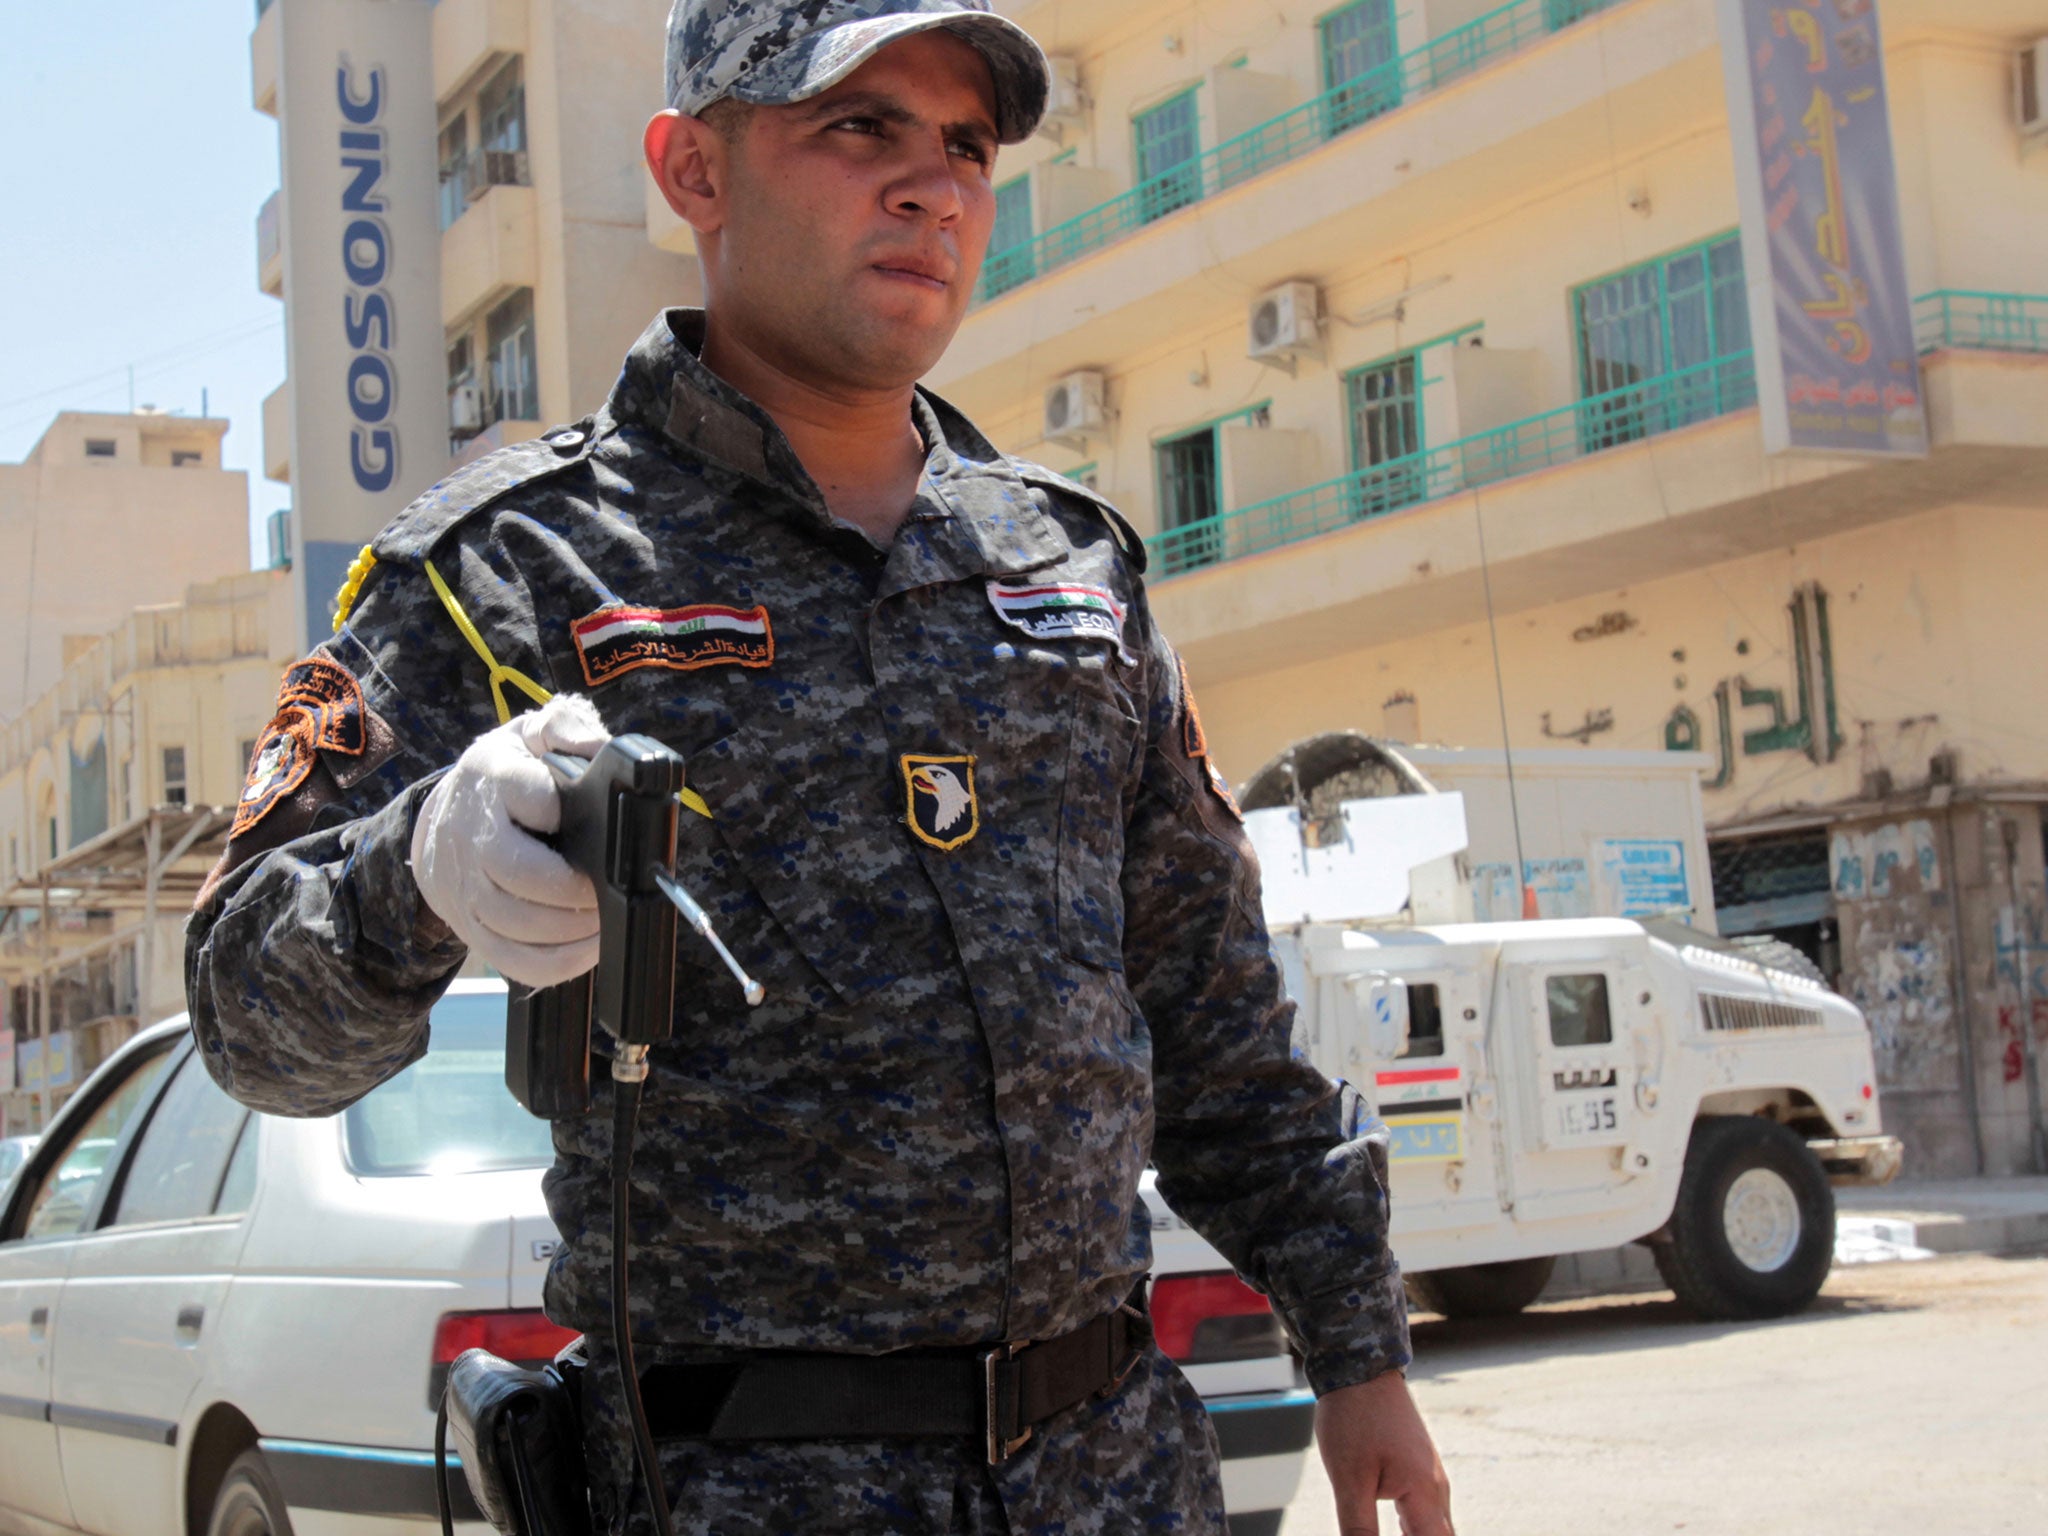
[645,109,728,236]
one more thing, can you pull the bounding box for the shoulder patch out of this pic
[370,419,598,566]
[1009,459,1150,575]
[234,656,369,838]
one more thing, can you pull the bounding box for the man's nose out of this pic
[884,135,966,226]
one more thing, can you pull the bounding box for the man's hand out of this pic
[1315,1368,1453,1535]
[411,694,611,987]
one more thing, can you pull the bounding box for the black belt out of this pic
[637,1292,1149,1465]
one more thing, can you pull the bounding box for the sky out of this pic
[0,2,286,567]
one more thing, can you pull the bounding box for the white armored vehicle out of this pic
[1242,736,1902,1322]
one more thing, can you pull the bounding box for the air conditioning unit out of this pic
[450,383,484,435]
[2018,39,2048,140]
[1042,371,1107,446]
[1039,57,1087,134]
[1248,282,1323,367]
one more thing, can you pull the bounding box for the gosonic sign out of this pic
[276,0,440,647]
[1717,0,1927,458]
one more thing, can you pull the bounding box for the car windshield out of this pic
[343,991,555,1176]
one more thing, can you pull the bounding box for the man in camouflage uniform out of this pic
[186,1,1452,1531]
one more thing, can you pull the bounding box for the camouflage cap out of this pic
[666,0,1050,145]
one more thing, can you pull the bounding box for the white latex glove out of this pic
[411,694,611,988]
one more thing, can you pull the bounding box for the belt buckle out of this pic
[982,1340,1034,1466]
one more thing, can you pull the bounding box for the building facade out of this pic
[252,0,700,648]
[0,574,295,1132]
[0,411,248,722]
[897,0,2048,1176]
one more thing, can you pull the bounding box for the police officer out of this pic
[187,1,1452,1531]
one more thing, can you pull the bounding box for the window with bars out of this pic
[1572,233,1754,451]
[1155,427,1222,568]
[1133,90,1201,224]
[1343,350,1425,518]
[983,176,1036,297]
[1319,0,1402,137]
[487,290,539,424]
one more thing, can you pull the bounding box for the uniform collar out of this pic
[610,309,1064,578]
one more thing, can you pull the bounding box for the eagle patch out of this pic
[572,602,773,686]
[985,580,1132,662]
[902,754,979,851]
[234,657,368,838]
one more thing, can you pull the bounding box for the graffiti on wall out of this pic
[1666,582,1845,790]
[1831,820,1940,900]
[1995,903,2048,1087]
[1845,924,1956,1092]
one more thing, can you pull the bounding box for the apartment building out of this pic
[0,411,248,721]
[0,573,297,1132]
[878,0,2045,1176]
[252,0,698,648]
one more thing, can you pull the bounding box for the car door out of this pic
[52,1044,256,1536]
[0,1038,179,1531]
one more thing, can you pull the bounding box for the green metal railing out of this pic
[1914,290,2048,355]
[974,0,1623,306]
[1148,350,1756,578]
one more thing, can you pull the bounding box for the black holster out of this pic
[443,1348,593,1536]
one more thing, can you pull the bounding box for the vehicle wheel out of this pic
[207,1449,295,1536]
[1655,1116,1834,1320]
[1405,1255,1556,1319]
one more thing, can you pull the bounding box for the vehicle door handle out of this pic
[29,1307,48,1341]
[176,1305,205,1344]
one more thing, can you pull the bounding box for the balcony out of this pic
[251,0,280,117]
[1147,313,2048,688]
[262,381,291,484]
[442,177,539,330]
[434,0,529,106]
[256,190,282,298]
[974,0,1624,308]
[929,0,1716,417]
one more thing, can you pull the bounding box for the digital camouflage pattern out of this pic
[186,310,1409,1533]
[664,0,1050,145]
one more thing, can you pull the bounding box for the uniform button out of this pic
[548,428,586,451]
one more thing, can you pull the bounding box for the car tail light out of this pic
[427,1310,581,1408]
[1151,1272,1289,1365]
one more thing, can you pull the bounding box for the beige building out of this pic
[251,0,699,587]
[0,411,249,721]
[0,573,296,1132]
[867,0,2046,1177]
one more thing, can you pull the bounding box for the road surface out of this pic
[1281,1253,2048,1535]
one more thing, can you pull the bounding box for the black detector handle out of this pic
[504,734,684,1119]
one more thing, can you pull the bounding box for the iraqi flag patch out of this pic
[572,603,773,686]
[985,580,1131,661]
[234,657,368,838]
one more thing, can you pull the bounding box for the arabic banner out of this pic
[1717,0,1927,457]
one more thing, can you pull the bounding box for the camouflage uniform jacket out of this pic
[187,310,1408,1530]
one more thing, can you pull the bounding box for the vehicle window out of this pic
[109,1054,251,1227]
[344,992,554,1176]
[1399,983,1445,1059]
[1546,973,1613,1047]
[214,1117,258,1216]
[21,1049,177,1239]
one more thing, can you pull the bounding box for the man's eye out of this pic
[949,139,992,166]
[831,116,884,136]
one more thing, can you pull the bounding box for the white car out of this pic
[0,981,1310,1536]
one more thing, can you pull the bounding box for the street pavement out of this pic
[1280,1251,2048,1535]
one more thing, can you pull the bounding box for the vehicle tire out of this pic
[1655,1116,1834,1320]
[1404,1255,1557,1319]
[207,1449,295,1536]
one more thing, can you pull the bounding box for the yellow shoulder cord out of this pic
[421,557,712,819]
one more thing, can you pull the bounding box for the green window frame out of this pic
[1342,348,1426,518]
[1543,0,1617,31]
[983,175,1036,298]
[1571,233,1754,452]
[1133,89,1202,225]
[1152,402,1270,570]
[1318,0,1402,138]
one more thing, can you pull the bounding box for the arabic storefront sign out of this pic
[1717,0,1927,457]
[1666,582,1842,792]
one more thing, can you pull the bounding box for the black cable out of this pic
[613,1073,677,1536]
[434,1389,455,1536]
